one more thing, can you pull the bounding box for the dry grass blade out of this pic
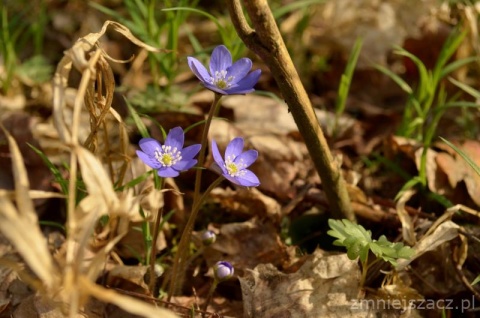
[67,20,162,71]
[0,189,65,200]
[0,125,56,290]
[79,276,179,318]
[395,189,417,245]
[0,124,36,222]
[76,146,117,209]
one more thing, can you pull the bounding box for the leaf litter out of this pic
[1,1,480,317]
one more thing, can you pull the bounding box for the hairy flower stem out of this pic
[202,280,218,316]
[166,177,224,299]
[227,0,355,221]
[167,94,223,300]
[148,177,164,294]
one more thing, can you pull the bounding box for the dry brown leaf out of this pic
[387,137,480,206]
[396,220,459,271]
[209,187,282,221]
[106,265,150,293]
[456,141,480,206]
[433,140,480,206]
[239,249,364,318]
[13,295,74,318]
[205,217,293,272]
[309,0,447,67]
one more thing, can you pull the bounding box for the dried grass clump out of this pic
[1,21,178,318]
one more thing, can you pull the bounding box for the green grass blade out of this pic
[162,7,226,42]
[126,98,150,138]
[395,177,422,202]
[374,64,413,94]
[440,56,479,79]
[273,0,326,19]
[449,77,480,100]
[28,143,69,195]
[336,38,363,116]
[393,47,430,101]
[440,137,480,177]
[433,28,467,80]
[116,171,153,191]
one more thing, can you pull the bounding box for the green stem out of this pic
[193,93,223,203]
[167,176,225,300]
[360,253,369,287]
[167,94,222,298]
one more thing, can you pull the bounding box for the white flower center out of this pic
[154,145,182,167]
[211,70,235,89]
[225,155,246,177]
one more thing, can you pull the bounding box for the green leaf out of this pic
[16,55,53,84]
[328,219,414,265]
[327,219,372,261]
[372,235,414,264]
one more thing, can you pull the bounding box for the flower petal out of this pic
[226,58,252,85]
[209,45,232,75]
[223,173,241,186]
[174,159,197,171]
[165,127,184,150]
[225,137,244,160]
[157,166,179,178]
[226,69,261,94]
[139,138,161,155]
[136,150,162,169]
[203,83,229,95]
[188,57,211,83]
[235,169,260,187]
[234,149,258,168]
[210,162,224,176]
[181,144,201,160]
[225,87,255,95]
[211,139,227,174]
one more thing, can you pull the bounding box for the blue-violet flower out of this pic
[136,127,201,178]
[188,45,261,95]
[211,137,260,187]
[214,261,234,282]
[201,230,216,246]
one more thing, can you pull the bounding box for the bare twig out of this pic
[227,0,354,221]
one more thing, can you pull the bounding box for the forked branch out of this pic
[227,0,355,221]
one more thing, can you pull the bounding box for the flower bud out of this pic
[213,261,234,282]
[201,230,216,246]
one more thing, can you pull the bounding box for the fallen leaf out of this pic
[205,217,294,272]
[239,249,364,318]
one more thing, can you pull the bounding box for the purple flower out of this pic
[211,137,260,187]
[136,127,201,178]
[214,261,234,281]
[187,45,261,95]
